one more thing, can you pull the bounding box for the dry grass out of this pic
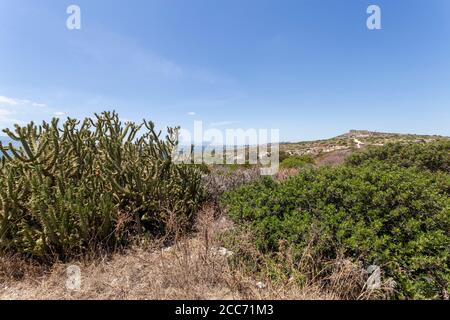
[0,202,378,300]
[0,208,340,300]
[0,254,46,283]
[315,149,353,167]
[274,168,300,181]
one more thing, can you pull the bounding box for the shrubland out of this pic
[279,155,315,169]
[222,142,450,299]
[346,141,450,173]
[1,114,449,300]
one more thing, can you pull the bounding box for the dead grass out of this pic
[315,149,353,167]
[0,208,340,300]
[0,254,46,283]
[274,168,300,181]
[0,205,378,300]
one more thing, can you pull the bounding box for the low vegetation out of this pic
[1,114,449,300]
[280,130,448,157]
[222,142,450,299]
[346,141,450,173]
[279,155,315,169]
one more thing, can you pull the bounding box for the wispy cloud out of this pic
[0,95,47,108]
[0,108,22,126]
[32,102,47,108]
[0,95,50,129]
[68,28,218,83]
[0,108,12,118]
[0,96,19,106]
[68,30,185,80]
[187,112,196,116]
[209,120,240,127]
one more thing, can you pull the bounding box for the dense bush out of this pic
[278,150,290,163]
[222,162,450,299]
[0,112,205,259]
[279,155,314,169]
[346,141,450,173]
[203,166,261,210]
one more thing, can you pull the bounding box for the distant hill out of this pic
[276,130,450,167]
[203,130,449,165]
[281,130,450,157]
[2,131,449,164]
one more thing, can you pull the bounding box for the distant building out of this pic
[348,130,371,137]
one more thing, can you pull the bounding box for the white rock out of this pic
[216,247,234,257]
[256,281,266,289]
[366,265,381,290]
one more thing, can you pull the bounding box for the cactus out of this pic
[0,111,205,259]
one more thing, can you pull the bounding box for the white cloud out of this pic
[0,108,21,125]
[187,112,196,116]
[0,108,12,118]
[0,95,47,108]
[0,96,19,106]
[0,95,50,127]
[32,102,47,108]
[54,112,65,116]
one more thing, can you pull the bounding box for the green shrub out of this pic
[279,155,315,169]
[346,141,450,173]
[0,112,205,259]
[222,162,450,299]
[278,150,290,163]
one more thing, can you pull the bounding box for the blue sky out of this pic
[0,0,449,141]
